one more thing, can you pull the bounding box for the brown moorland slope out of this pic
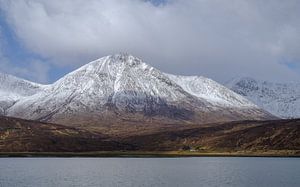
[0,116,134,152]
[0,116,299,155]
[122,119,300,153]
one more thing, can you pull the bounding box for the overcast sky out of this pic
[0,0,300,84]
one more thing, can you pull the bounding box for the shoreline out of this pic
[0,151,299,158]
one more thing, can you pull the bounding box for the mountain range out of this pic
[1,54,300,155]
[0,54,272,130]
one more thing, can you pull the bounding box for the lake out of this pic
[0,157,299,187]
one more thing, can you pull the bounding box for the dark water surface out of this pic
[0,157,299,187]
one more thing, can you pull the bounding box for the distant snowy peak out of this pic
[227,77,300,118]
[166,74,257,108]
[0,73,44,115]
[0,73,44,96]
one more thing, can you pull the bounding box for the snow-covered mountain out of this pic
[227,77,300,118]
[0,73,44,115]
[1,54,273,127]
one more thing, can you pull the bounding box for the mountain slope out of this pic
[0,73,44,116]
[166,74,256,108]
[227,77,300,118]
[4,54,273,128]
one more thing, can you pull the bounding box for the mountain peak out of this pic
[226,77,257,87]
[110,52,133,59]
[89,53,145,68]
[55,53,151,86]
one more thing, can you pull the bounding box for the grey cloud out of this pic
[1,0,300,83]
[0,57,50,84]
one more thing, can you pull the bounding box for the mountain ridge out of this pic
[227,77,300,118]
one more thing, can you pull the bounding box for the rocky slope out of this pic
[2,54,273,128]
[227,77,300,118]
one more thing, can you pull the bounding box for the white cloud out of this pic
[1,0,300,82]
